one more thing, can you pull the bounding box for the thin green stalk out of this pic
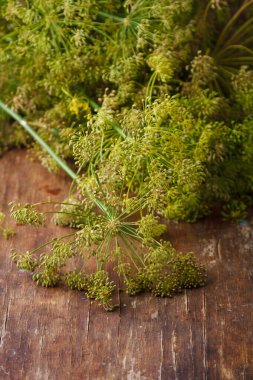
[145,71,158,108]
[44,211,84,217]
[99,233,112,270]
[214,0,253,53]
[218,57,253,63]
[120,228,140,242]
[0,100,77,181]
[120,233,145,266]
[202,0,212,25]
[115,237,128,282]
[33,201,82,207]
[0,100,117,217]
[118,198,145,221]
[97,11,124,22]
[68,163,85,197]
[29,232,76,255]
[118,235,140,270]
[221,17,253,48]
[215,45,253,59]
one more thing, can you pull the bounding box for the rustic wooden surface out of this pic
[0,149,252,380]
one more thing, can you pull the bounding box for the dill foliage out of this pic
[10,199,206,310]
[2,0,253,309]
[1,0,253,218]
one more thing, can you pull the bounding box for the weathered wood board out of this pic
[0,150,252,380]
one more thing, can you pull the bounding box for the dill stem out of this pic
[33,201,82,207]
[118,235,140,270]
[0,101,77,180]
[29,232,76,254]
[120,233,145,267]
[0,101,118,219]
[98,233,112,270]
[44,211,83,217]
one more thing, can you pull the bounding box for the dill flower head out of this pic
[137,214,167,242]
[10,202,45,226]
[11,249,37,272]
[190,52,217,87]
[64,270,89,291]
[33,269,60,288]
[86,270,116,311]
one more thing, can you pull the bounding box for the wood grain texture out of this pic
[0,149,252,380]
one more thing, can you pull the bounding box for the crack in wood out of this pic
[0,304,9,348]
[159,329,164,380]
[184,290,189,314]
[86,301,91,345]
[171,328,178,380]
[217,239,222,261]
[202,290,208,380]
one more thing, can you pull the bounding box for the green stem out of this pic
[29,232,76,254]
[120,233,145,266]
[97,11,123,22]
[44,211,83,217]
[145,71,158,107]
[119,235,140,270]
[0,100,77,181]
[99,233,112,269]
[33,201,82,207]
[0,101,124,220]
[214,0,253,53]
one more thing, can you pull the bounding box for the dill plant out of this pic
[4,103,206,311]
[10,197,206,310]
[1,0,253,309]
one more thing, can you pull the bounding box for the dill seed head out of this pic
[105,218,122,235]
[138,214,167,242]
[11,250,37,272]
[10,202,45,226]
[64,270,89,291]
[76,224,104,247]
[86,270,116,311]
[33,269,60,288]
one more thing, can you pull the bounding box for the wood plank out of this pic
[0,149,252,380]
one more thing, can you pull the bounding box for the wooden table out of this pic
[0,150,252,380]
